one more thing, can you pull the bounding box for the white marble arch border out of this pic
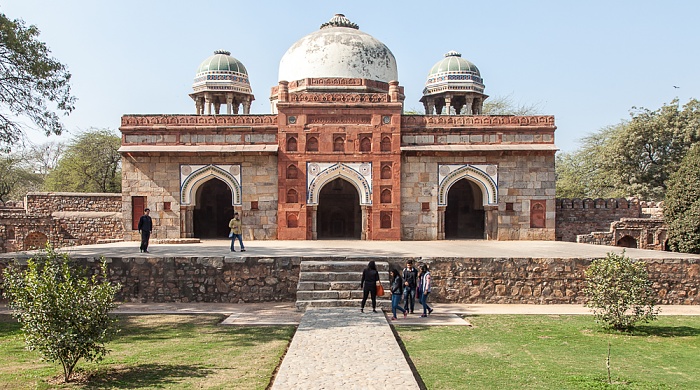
[307,162,372,206]
[180,164,242,206]
[438,164,498,206]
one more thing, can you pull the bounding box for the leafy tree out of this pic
[2,245,120,382]
[44,129,121,192]
[584,252,659,331]
[556,99,700,200]
[0,13,76,150]
[481,94,541,115]
[556,123,629,199]
[664,143,700,253]
[0,152,41,204]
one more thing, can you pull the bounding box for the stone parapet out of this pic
[121,114,278,128]
[25,192,121,216]
[556,198,642,242]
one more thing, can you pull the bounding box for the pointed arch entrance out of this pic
[193,178,234,238]
[445,179,485,239]
[317,178,361,239]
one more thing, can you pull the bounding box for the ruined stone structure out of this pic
[0,193,122,253]
[119,14,558,242]
[556,198,668,250]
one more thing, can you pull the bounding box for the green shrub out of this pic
[583,252,659,330]
[665,143,700,253]
[2,245,121,382]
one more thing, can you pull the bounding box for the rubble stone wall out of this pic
[2,256,696,305]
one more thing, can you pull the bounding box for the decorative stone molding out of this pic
[402,115,555,127]
[307,115,372,124]
[438,164,498,206]
[121,115,277,127]
[307,162,372,206]
[180,164,242,206]
[288,93,389,103]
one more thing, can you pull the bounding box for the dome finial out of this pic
[214,49,231,56]
[445,50,462,58]
[320,14,359,30]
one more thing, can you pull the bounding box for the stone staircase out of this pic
[295,260,391,311]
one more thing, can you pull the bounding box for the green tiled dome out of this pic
[428,51,480,76]
[197,50,248,75]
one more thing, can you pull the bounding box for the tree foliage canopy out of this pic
[481,94,541,116]
[44,129,121,193]
[0,13,75,150]
[0,151,41,204]
[664,143,700,253]
[556,99,700,200]
[2,246,120,382]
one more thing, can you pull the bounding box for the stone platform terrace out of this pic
[2,239,698,260]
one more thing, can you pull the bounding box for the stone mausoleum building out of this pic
[119,14,557,242]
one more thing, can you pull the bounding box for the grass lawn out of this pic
[398,315,700,389]
[0,314,294,389]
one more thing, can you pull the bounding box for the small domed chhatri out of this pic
[190,50,254,115]
[420,51,487,115]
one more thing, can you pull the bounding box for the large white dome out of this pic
[278,14,398,83]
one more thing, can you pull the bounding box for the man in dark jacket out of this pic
[137,208,153,253]
[402,260,418,313]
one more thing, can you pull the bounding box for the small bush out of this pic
[584,252,659,330]
[2,245,121,382]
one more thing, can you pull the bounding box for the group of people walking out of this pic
[360,260,433,320]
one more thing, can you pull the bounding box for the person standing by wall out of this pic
[390,268,407,320]
[229,212,245,252]
[137,208,152,253]
[419,264,433,317]
[360,260,380,313]
[402,260,418,314]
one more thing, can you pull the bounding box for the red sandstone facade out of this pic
[119,78,557,242]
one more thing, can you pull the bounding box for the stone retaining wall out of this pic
[1,256,697,305]
[25,192,122,216]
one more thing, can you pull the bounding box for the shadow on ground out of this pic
[84,363,213,388]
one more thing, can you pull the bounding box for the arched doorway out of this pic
[317,178,361,239]
[445,179,485,239]
[617,235,638,248]
[193,178,234,238]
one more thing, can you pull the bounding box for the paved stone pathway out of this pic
[271,307,420,390]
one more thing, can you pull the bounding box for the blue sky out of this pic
[3,0,698,152]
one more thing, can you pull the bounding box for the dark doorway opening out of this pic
[445,179,485,239]
[617,235,638,248]
[317,178,361,239]
[194,178,234,238]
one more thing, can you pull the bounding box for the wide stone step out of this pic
[300,260,390,273]
[299,272,392,283]
[298,281,357,291]
[296,290,391,300]
[295,298,391,311]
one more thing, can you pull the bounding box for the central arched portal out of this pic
[445,179,485,239]
[317,178,361,239]
[193,178,234,238]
